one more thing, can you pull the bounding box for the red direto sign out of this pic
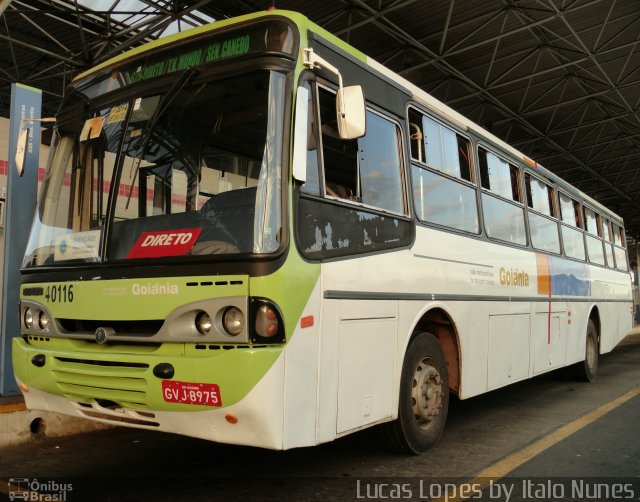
[126,228,202,259]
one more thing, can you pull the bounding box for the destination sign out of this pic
[76,20,296,94]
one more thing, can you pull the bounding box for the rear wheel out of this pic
[568,319,598,382]
[382,332,449,454]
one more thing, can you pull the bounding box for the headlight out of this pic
[222,307,244,336]
[38,311,50,330]
[24,308,33,329]
[195,311,212,334]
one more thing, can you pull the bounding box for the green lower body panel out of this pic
[13,337,286,448]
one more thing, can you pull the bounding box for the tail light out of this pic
[250,298,285,344]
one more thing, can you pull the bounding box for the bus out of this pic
[13,9,633,454]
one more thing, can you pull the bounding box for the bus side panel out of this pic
[316,295,340,445]
[282,278,322,449]
[335,299,397,434]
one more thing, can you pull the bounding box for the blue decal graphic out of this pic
[549,257,591,296]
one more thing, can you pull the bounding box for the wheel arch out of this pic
[588,305,601,350]
[408,306,461,396]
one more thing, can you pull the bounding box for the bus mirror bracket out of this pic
[292,85,309,183]
[302,48,365,140]
[15,117,56,177]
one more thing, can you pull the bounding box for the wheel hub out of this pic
[412,357,443,429]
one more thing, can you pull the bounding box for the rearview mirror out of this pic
[15,128,28,177]
[14,117,55,177]
[336,85,365,140]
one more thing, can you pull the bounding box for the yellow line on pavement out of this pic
[0,402,26,413]
[437,384,640,502]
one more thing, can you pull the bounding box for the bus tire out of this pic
[382,332,449,454]
[568,319,598,382]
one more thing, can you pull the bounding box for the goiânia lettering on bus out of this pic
[131,282,179,296]
[499,267,530,287]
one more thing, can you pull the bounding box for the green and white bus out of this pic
[14,9,633,454]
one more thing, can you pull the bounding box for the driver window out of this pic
[317,86,405,214]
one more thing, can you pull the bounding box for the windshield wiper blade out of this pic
[124,67,200,211]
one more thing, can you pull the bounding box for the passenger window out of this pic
[586,234,605,266]
[411,112,472,182]
[613,224,624,247]
[479,148,526,246]
[583,207,605,265]
[409,108,478,233]
[479,149,520,202]
[558,192,585,261]
[525,174,559,254]
[562,226,586,261]
[602,218,613,242]
[612,223,628,271]
[602,217,614,268]
[584,207,599,235]
[319,87,405,214]
[559,193,581,228]
[525,174,554,217]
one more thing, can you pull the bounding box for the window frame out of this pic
[558,190,583,229]
[477,145,528,247]
[557,189,587,263]
[407,107,475,186]
[315,82,409,218]
[407,106,480,235]
[582,204,607,266]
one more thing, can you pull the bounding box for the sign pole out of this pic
[0,83,41,396]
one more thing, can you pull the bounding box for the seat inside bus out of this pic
[109,186,257,258]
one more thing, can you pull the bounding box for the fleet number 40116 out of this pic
[45,284,74,303]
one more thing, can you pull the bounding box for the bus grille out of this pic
[52,356,149,408]
[56,319,163,336]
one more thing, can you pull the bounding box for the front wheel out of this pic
[568,319,598,382]
[381,332,449,454]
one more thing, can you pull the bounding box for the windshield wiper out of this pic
[124,67,200,211]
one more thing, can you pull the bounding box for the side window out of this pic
[418,114,472,181]
[479,149,519,201]
[558,192,585,261]
[318,87,358,200]
[295,84,413,260]
[612,223,629,271]
[409,108,478,234]
[583,207,605,266]
[525,174,559,254]
[318,87,405,214]
[559,192,581,228]
[525,174,554,216]
[478,148,526,246]
[602,217,615,269]
[359,112,405,213]
[584,207,599,235]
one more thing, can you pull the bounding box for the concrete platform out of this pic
[0,395,112,448]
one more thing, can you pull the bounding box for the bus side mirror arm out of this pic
[302,48,365,140]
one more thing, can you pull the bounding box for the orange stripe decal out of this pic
[536,254,551,296]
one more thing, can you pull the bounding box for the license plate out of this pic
[162,380,222,407]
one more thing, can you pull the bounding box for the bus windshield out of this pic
[23,69,285,268]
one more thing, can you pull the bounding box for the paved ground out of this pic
[1,333,639,501]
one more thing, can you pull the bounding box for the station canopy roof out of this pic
[2,0,639,241]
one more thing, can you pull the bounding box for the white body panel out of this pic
[307,224,633,441]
